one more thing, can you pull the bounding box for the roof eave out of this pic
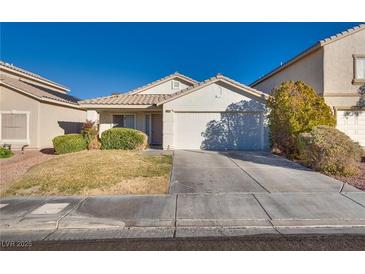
[0,65,70,92]
[1,81,81,109]
[79,103,158,109]
[250,42,321,87]
[250,23,365,87]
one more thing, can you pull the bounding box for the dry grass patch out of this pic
[2,150,172,196]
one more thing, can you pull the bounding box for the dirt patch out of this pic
[0,150,57,193]
[331,162,365,191]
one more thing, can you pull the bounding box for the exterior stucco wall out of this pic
[38,103,86,148]
[322,29,365,108]
[323,29,365,95]
[253,49,324,95]
[139,79,191,95]
[0,86,40,148]
[164,82,256,111]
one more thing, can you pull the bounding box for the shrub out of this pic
[298,125,363,176]
[52,134,87,154]
[81,120,100,150]
[267,81,336,158]
[100,128,148,150]
[0,146,14,159]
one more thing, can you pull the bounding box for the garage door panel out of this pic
[174,112,265,150]
[336,110,365,146]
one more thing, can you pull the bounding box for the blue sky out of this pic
[0,22,361,99]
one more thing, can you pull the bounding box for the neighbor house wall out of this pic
[322,29,365,108]
[0,86,40,149]
[38,102,86,148]
[138,79,191,95]
[0,85,87,149]
[253,49,324,95]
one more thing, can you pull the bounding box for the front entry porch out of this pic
[98,110,163,146]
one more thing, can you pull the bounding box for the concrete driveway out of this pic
[169,150,359,193]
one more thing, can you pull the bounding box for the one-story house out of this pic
[80,73,269,150]
[0,61,87,149]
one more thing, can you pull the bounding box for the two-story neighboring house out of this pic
[251,24,365,146]
[0,61,87,149]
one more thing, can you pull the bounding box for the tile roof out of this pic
[251,23,365,87]
[80,74,269,106]
[319,23,365,45]
[0,75,80,105]
[0,61,69,91]
[80,93,173,105]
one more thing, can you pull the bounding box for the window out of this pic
[0,111,30,144]
[172,80,180,90]
[112,114,135,129]
[354,55,365,83]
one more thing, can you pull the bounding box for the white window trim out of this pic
[353,54,365,84]
[111,113,137,129]
[0,110,30,145]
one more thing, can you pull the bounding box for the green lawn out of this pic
[2,150,172,196]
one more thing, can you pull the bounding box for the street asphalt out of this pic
[1,150,365,250]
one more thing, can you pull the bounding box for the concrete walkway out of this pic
[1,150,365,243]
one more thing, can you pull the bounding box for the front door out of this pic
[151,113,162,145]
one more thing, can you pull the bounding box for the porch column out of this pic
[162,105,174,150]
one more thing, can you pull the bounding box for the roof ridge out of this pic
[0,60,69,91]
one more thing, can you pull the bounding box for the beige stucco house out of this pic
[80,73,269,150]
[0,61,86,149]
[251,24,365,146]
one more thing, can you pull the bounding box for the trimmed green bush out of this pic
[52,134,87,155]
[267,81,336,158]
[298,125,363,176]
[0,147,14,159]
[101,128,147,150]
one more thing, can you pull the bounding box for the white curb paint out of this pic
[30,203,69,215]
[0,203,9,209]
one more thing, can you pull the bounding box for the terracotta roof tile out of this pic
[80,93,173,105]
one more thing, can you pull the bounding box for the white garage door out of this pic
[174,112,266,150]
[337,110,365,146]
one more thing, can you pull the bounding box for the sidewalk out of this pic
[1,191,365,243]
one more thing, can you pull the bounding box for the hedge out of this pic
[52,134,87,154]
[100,128,147,150]
[267,81,336,158]
[298,125,363,176]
